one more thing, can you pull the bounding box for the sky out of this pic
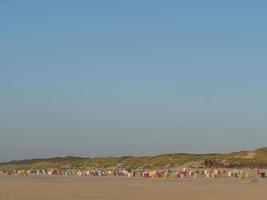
[0,0,267,162]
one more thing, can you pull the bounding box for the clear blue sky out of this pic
[1,0,267,162]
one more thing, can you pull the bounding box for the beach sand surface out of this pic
[0,175,266,200]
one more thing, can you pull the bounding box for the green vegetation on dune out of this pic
[0,148,267,171]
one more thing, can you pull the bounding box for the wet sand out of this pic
[0,175,266,200]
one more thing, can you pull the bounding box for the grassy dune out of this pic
[1,147,267,170]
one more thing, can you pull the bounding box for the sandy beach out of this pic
[0,175,266,200]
